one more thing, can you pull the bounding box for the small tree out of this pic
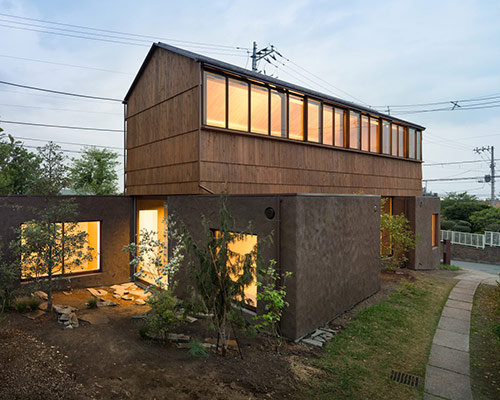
[0,241,20,314]
[16,200,92,309]
[70,147,119,195]
[380,199,417,270]
[32,142,69,195]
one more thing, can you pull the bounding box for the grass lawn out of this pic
[470,283,500,400]
[301,273,455,400]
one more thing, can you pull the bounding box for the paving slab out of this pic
[448,291,474,303]
[450,287,477,296]
[425,365,472,400]
[454,282,479,290]
[445,299,473,311]
[441,306,471,322]
[433,328,469,352]
[424,393,444,400]
[438,316,470,336]
[428,344,470,376]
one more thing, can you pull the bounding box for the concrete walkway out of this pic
[424,278,480,400]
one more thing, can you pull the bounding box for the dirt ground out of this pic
[0,269,448,400]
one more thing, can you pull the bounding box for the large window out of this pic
[391,125,398,156]
[228,78,249,131]
[382,120,391,154]
[251,85,269,134]
[408,128,416,159]
[203,72,226,128]
[398,126,405,157]
[270,89,286,137]
[349,111,360,149]
[307,99,321,143]
[416,130,422,160]
[361,115,369,151]
[289,95,304,140]
[370,117,379,153]
[323,105,333,145]
[334,108,345,147]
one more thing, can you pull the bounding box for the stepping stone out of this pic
[113,294,122,299]
[135,299,146,305]
[121,295,134,301]
[87,288,101,297]
[34,291,48,300]
[53,304,77,314]
[425,365,472,400]
[26,310,45,320]
[62,291,71,296]
[185,316,197,323]
[97,299,117,307]
[96,289,108,296]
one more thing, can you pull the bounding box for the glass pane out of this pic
[250,85,268,134]
[382,120,390,154]
[370,118,379,152]
[323,105,333,145]
[398,126,404,157]
[228,78,248,131]
[204,72,226,128]
[416,130,421,160]
[361,115,369,151]
[65,222,100,273]
[408,128,416,159]
[270,90,286,137]
[391,125,398,156]
[289,95,304,140]
[349,111,360,149]
[334,108,344,147]
[308,99,321,143]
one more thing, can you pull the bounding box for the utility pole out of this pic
[474,146,496,203]
[250,41,278,72]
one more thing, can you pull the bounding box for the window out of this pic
[334,108,344,147]
[289,94,304,140]
[398,126,404,157]
[416,130,422,160]
[323,105,333,145]
[391,125,398,156]
[307,99,321,143]
[228,78,248,131]
[370,117,379,153]
[250,85,269,134]
[349,111,360,149]
[203,72,226,128]
[361,115,369,151]
[408,128,416,159]
[382,120,390,154]
[270,89,286,137]
[432,214,439,247]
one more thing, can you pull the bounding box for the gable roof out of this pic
[124,42,425,131]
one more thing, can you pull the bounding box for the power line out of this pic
[0,102,122,116]
[0,80,122,102]
[0,120,122,133]
[424,159,500,167]
[10,136,124,151]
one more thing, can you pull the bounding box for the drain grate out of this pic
[390,370,420,387]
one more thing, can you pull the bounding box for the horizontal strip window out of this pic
[202,69,422,161]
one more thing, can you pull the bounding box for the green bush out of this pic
[27,295,42,310]
[15,297,29,313]
[86,297,98,309]
[440,220,456,231]
[187,340,209,358]
[470,207,500,233]
[144,288,183,339]
[455,224,471,233]
[439,264,462,271]
[485,223,500,232]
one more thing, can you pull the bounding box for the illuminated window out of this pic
[416,130,422,160]
[408,128,416,159]
[370,117,379,153]
[334,108,344,147]
[323,105,333,145]
[382,120,390,154]
[251,85,269,134]
[391,125,398,156]
[228,78,248,131]
[289,95,304,140]
[203,72,226,128]
[270,90,286,137]
[361,115,369,151]
[21,221,100,279]
[432,214,439,247]
[398,126,405,157]
[307,99,321,143]
[349,111,360,149]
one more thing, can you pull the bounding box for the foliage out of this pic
[144,287,183,339]
[15,200,92,309]
[440,192,489,228]
[70,147,120,195]
[187,340,210,358]
[0,241,20,313]
[182,195,266,356]
[469,206,500,233]
[439,264,462,271]
[26,295,42,310]
[87,297,98,309]
[440,219,457,231]
[380,199,417,270]
[440,191,479,209]
[32,142,69,195]
[0,129,42,194]
[252,260,291,351]
[15,298,28,313]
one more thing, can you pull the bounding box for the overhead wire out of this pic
[0,119,122,132]
[10,135,124,151]
[0,103,122,116]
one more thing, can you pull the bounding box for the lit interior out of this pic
[204,72,226,127]
[323,105,333,145]
[228,78,249,131]
[251,85,269,134]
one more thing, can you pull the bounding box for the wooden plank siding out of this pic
[199,128,422,196]
[125,48,202,195]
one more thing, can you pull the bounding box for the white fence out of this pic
[440,230,500,249]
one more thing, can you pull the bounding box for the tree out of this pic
[0,129,42,194]
[16,200,92,309]
[32,142,69,195]
[470,207,500,233]
[70,147,120,195]
[440,191,489,225]
[0,240,20,314]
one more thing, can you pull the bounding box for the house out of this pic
[0,43,440,339]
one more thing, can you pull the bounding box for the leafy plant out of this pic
[253,260,292,351]
[187,340,209,358]
[144,287,183,339]
[470,207,500,233]
[27,295,42,311]
[380,199,417,270]
[87,297,98,309]
[0,241,20,313]
[439,264,462,271]
[15,297,30,313]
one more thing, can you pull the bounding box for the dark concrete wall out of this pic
[280,195,381,339]
[449,244,500,265]
[0,196,133,288]
[407,196,441,270]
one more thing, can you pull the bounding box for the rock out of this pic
[39,302,49,311]
[53,304,77,314]
[26,310,45,320]
[96,289,108,296]
[185,316,197,323]
[97,299,117,307]
[69,313,79,328]
[34,291,48,300]
[87,288,101,297]
[59,313,71,322]
[167,333,190,343]
[194,312,213,319]
[302,338,324,347]
[121,295,134,301]
[78,312,109,325]
[65,324,73,329]
[135,299,146,305]
[113,294,122,299]
[62,291,71,296]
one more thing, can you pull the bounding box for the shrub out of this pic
[0,241,20,313]
[144,288,183,339]
[455,224,471,233]
[87,297,98,309]
[440,220,456,231]
[27,295,42,310]
[187,340,209,358]
[15,297,29,313]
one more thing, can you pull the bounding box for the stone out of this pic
[62,291,72,296]
[39,302,49,311]
[121,295,134,301]
[69,313,79,328]
[96,289,108,296]
[87,288,101,297]
[441,306,470,322]
[113,294,122,299]
[445,299,473,311]
[302,338,324,347]
[26,310,45,320]
[53,304,76,314]
[135,299,146,305]
[438,316,470,336]
[433,328,469,352]
[97,299,117,307]
[185,316,197,323]
[425,365,472,400]
[59,313,71,322]
[428,344,470,376]
[34,291,48,300]
[167,333,190,343]
[65,324,73,330]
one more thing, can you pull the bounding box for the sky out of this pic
[0,0,499,197]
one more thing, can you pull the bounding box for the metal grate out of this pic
[390,370,420,387]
